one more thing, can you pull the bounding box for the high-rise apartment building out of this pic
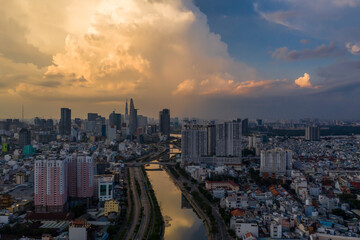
[305,126,320,141]
[181,124,207,163]
[76,155,94,198]
[59,108,71,135]
[207,125,216,156]
[260,148,292,176]
[34,155,68,213]
[159,109,170,138]
[35,153,94,212]
[215,121,242,157]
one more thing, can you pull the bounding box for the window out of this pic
[100,185,107,196]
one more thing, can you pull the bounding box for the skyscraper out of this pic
[129,98,138,135]
[159,109,170,138]
[19,128,31,148]
[125,99,128,119]
[59,108,71,135]
[109,111,122,130]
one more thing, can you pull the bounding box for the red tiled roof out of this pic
[231,208,246,217]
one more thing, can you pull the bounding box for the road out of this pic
[133,167,152,240]
[124,168,141,240]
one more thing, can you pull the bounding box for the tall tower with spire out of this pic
[125,99,128,117]
[125,99,129,124]
[129,98,137,136]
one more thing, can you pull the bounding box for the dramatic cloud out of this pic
[294,73,312,88]
[346,42,360,55]
[315,59,360,94]
[254,1,360,42]
[272,42,344,60]
[3,0,295,117]
[2,0,359,118]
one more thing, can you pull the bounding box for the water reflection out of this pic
[146,164,207,240]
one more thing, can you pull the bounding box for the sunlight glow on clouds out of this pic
[6,0,289,104]
[346,42,360,55]
[294,73,313,88]
[0,0,336,118]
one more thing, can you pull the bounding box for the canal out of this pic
[145,163,207,240]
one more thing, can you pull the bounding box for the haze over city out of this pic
[1,0,360,119]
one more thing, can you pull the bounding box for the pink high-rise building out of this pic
[34,155,68,213]
[34,153,94,212]
[76,155,94,198]
[68,154,78,197]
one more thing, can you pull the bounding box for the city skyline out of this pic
[2,0,360,119]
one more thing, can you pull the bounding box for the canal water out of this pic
[145,163,207,240]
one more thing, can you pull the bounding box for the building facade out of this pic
[59,108,71,135]
[260,148,292,177]
[34,156,68,212]
[159,109,170,138]
[305,126,320,141]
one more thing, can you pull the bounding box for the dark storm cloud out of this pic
[272,42,345,61]
[315,59,360,95]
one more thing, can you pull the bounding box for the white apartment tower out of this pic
[260,148,292,176]
[215,121,242,157]
[181,124,207,164]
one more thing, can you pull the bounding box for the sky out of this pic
[1,0,360,120]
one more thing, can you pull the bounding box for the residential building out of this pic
[104,199,119,216]
[260,148,292,176]
[305,126,320,141]
[98,176,114,202]
[34,155,68,212]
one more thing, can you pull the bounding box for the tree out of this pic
[70,204,87,218]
